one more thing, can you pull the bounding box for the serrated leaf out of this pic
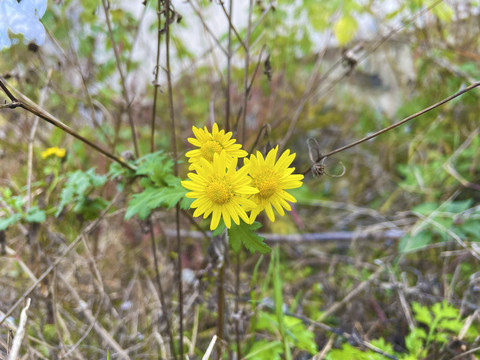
[412,302,433,325]
[405,328,426,356]
[86,168,107,187]
[56,185,75,217]
[108,161,133,180]
[438,318,463,333]
[333,15,357,45]
[228,221,271,254]
[125,187,166,220]
[56,169,106,217]
[327,343,370,360]
[134,151,174,186]
[160,182,188,209]
[180,196,194,210]
[284,316,316,354]
[432,301,458,319]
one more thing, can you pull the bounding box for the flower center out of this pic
[255,173,278,199]
[201,140,223,162]
[206,178,232,204]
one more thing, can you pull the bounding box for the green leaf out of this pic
[180,196,194,210]
[398,231,432,253]
[0,214,22,231]
[405,328,426,356]
[431,301,458,319]
[125,187,166,220]
[333,15,358,45]
[445,199,472,213]
[244,339,283,360]
[86,168,107,187]
[368,338,395,360]
[412,302,433,325]
[56,169,106,217]
[326,343,370,360]
[25,207,46,223]
[460,219,480,240]
[431,1,454,23]
[255,311,278,331]
[284,316,316,354]
[411,202,438,215]
[228,221,271,254]
[160,181,188,209]
[135,151,174,186]
[108,161,133,181]
[126,177,192,220]
[73,197,108,220]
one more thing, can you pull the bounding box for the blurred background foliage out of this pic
[1,0,480,358]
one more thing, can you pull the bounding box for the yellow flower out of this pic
[246,146,304,222]
[181,151,258,230]
[41,146,66,159]
[185,123,247,170]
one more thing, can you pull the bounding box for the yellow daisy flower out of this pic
[181,151,258,230]
[41,146,66,159]
[246,146,304,222]
[185,123,247,169]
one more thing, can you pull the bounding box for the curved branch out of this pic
[0,77,135,171]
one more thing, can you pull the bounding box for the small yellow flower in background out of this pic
[246,146,304,222]
[186,123,247,170]
[41,146,66,159]
[182,151,258,230]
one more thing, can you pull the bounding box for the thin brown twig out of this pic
[318,266,386,321]
[150,0,163,153]
[219,0,247,52]
[57,272,131,360]
[387,264,415,331]
[222,0,241,356]
[0,101,21,109]
[309,0,445,107]
[450,346,480,360]
[234,252,241,359]
[27,69,53,209]
[303,81,480,175]
[225,0,233,133]
[189,0,228,56]
[0,77,134,171]
[236,45,267,135]
[164,1,183,358]
[443,128,480,191]
[148,219,177,359]
[247,44,267,94]
[282,0,446,148]
[278,41,330,152]
[240,0,254,144]
[101,0,140,158]
[59,21,114,147]
[149,1,177,358]
[0,191,121,327]
[258,303,398,360]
